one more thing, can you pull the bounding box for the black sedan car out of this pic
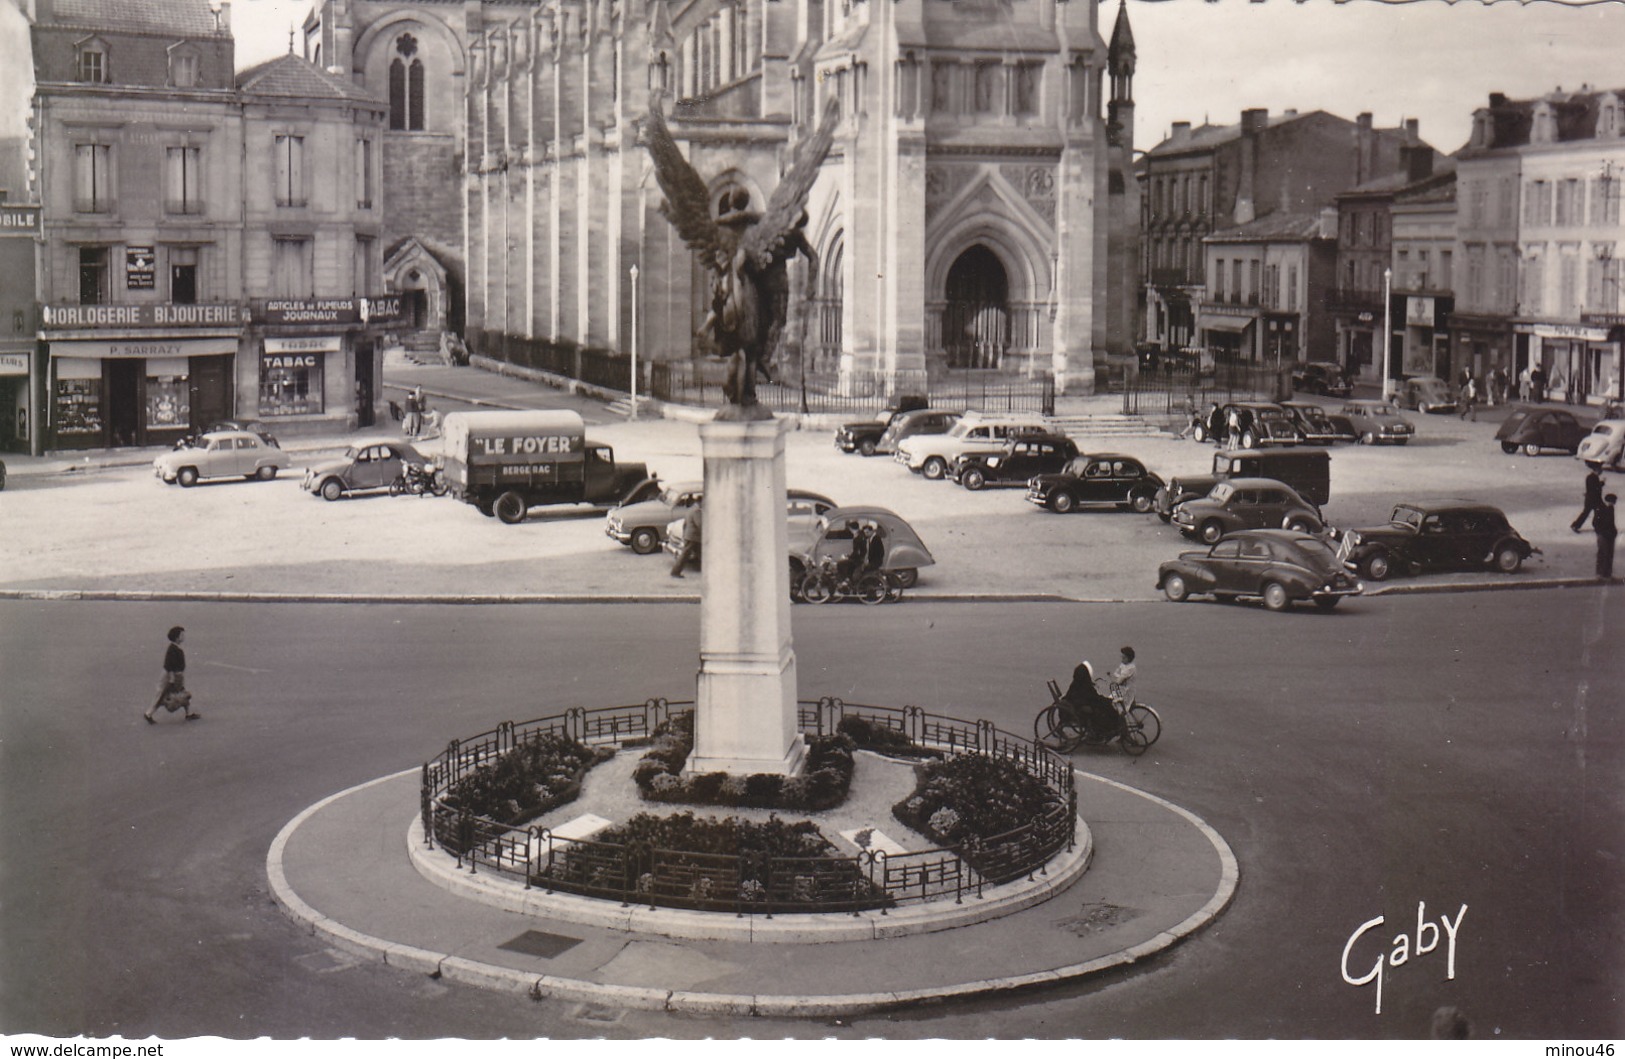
[834,395,929,456]
[1495,406,1587,456]
[1280,402,1357,444]
[1193,402,1305,449]
[1157,529,1363,611]
[1290,362,1354,397]
[1334,501,1537,581]
[1025,453,1164,513]
[950,433,1077,490]
[1171,478,1325,543]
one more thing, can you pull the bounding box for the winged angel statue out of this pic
[645,98,841,413]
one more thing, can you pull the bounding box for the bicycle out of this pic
[1034,676,1162,756]
[797,557,904,605]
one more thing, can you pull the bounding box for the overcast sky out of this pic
[232,0,1624,155]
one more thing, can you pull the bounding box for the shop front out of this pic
[248,296,403,436]
[0,350,36,455]
[40,303,243,450]
[1197,311,1256,364]
[1447,312,1515,393]
[1516,320,1618,405]
[1401,294,1453,380]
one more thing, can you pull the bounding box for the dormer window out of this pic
[76,38,108,83]
[1600,96,1622,138]
[1531,103,1557,145]
[168,43,200,88]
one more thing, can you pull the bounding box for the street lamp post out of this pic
[1381,267,1393,402]
[629,263,639,421]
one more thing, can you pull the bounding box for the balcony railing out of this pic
[1325,288,1385,313]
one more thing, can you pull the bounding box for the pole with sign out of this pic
[629,264,639,421]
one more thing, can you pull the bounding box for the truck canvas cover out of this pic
[442,410,586,484]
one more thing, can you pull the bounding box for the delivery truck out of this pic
[440,410,651,524]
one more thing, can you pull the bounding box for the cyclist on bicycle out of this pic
[1059,659,1120,739]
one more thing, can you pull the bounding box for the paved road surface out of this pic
[2,592,1619,1039]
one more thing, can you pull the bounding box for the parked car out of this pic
[895,411,1052,479]
[1280,401,1357,445]
[1576,419,1625,468]
[1290,362,1353,397]
[874,408,961,457]
[1026,453,1165,514]
[303,440,431,501]
[1333,501,1536,581]
[205,419,280,447]
[833,395,929,456]
[663,489,839,565]
[1171,477,1324,544]
[950,433,1077,490]
[1157,529,1363,611]
[1397,376,1458,414]
[153,429,291,486]
[1154,448,1331,521]
[1331,400,1414,445]
[1192,401,1303,448]
[1496,406,1586,456]
[790,506,934,590]
[606,479,703,554]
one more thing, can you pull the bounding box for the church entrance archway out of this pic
[942,245,1009,370]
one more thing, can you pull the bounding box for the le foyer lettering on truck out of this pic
[470,434,580,458]
[1340,900,1467,1014]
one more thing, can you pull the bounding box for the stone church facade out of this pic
[303,0,1137,395]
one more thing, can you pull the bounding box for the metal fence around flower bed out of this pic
[421,698,1077,916]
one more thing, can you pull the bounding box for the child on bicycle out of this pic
[1108,646,1137,706]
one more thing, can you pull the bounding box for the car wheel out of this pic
[320,478,344,502]
[1361,551,1392,581]
[1492,543,1524,574]
[1500,441,1518,454]
[1162,573,1190,602]
[1523,442,1541,457]
[1285,517,1314,533]
[629,527,660,555]
[494,491,528,524]
[1241,431,1258,450]
[1360,432,1376,446]
[921,456,947,480]
[1130,490,1154,514]
[177,467,199,488]
[891,568,919,589]
[961,468,986,491]
[857,438,877,457]
[1192,424,1208,443]
[1314,596,1342,611]
[1049,490,1076,514]
[1261,581,1291,612]
[1200,519,1226,545]
[255,465,278,481]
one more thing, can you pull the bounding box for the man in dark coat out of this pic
[1596,493,1618,580]
[1573,464,1606,533]
[670,505,703,578]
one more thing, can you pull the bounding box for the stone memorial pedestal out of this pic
[687,415,805,776]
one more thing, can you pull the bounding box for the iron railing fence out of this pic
[422,698,1077,916]
[1118,364,1292,415]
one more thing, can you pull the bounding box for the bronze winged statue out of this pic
[645,98,842,413]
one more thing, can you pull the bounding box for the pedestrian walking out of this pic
[1177,395,1198,439]
[1518,365,1532,403]
[144,625,200,724]
[670,504,703,578]
[1458,375,1478,421]
[1572,464,1606,533]
[1490,366,1507,406]
[1594,493,1618,580]
[1530,364,1546,402]
[403,387,423,438]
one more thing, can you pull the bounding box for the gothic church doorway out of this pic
[942,245,1009,370]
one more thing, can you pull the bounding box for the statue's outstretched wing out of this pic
[644,104,722,258]
[740,97,842,268]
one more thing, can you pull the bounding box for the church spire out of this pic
[1108,0,1135,92]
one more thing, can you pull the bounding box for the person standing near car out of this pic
[1594,493,1618,580]
[670,503,703,578]
[1573,464,1606,533]
[1459,374,1478,421]
[144,625,199,724]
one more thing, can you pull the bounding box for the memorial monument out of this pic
[644,99,841,775]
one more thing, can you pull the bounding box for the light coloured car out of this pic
[1331,400,1414,445]
[663,490,839,562]
[1576,419,1625,468]
[606,479,703,554]
[1397,376,1457,414]
[1171,477,1325,544]
[791,506,935,590]
[303,440,431,501]
[895,412,1052,480]
[153,429,291,486]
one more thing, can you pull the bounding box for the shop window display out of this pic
[260,361,324,416]
[55,359,104,436]
[145,359,190,429]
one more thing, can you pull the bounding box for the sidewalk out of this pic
[268,766,1237,1015]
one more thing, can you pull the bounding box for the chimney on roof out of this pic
[1405,118,1419,143]
[1318,207,1338,240]
[1283,109,1298,119]
[1170,121,1191,145]
[1356,111,1374,185]
[216,2,231,32]
[1236,110,1266,226]
[1241,108,1269,136]
[1403,145,1434,183]
[1489,92,1508,108]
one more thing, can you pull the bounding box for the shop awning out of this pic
[1198,315,1254,335]
[49,337,237,359]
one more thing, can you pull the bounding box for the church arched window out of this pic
[389,34,425,131]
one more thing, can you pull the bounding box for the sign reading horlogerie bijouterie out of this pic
[42,304,242,328]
